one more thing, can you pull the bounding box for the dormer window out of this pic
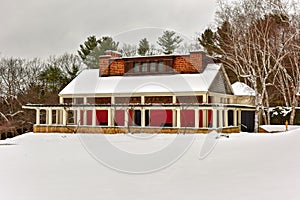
[150,62,156,72]
[125,59,174,75]
[133,62,140,72]
[158,62,165,72]
[141,62,148,72]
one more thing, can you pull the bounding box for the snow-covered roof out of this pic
[59,64,222,96]
[259,125,300,133]
[231,82,255,96]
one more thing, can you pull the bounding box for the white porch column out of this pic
[141,108,145,127]
[92,108,97,126]
[141,96,145,104]
[218,110,223,128]
[55,110,59,125]
[59,96,64,104]
[238,109,242,128]
[108,108,112,126]
[203,94,207,103]
[172,110,177,127]
[233,109,238,126]
[224,109,228,127]
[172,96,177,104]
[111,96,115,104]
[111,97,115,127]
[176,108,181,128]
[212,109,218,129]
[48,108,53,125]
[45,109,49,125]
[77,109,81,125]
[124,109,129,127]
[36,109,40,125]
[195,108,199,128]
[83,98,87,125]
[202,110,207,128]
[111,108,115,127]
[83,110,87,125]
[62,109,68,126]
[172,96,177,127]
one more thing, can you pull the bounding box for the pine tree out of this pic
[157,31,183,54]
[198,28,216,56]
[77,36,100,61]
[99,36,119,54]
[78,36,119,69]
[137,38,150,56]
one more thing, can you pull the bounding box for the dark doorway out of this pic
[134,110,141,126]
[241,111,255,132]
[228,110,234,126]
[145,110,150,126]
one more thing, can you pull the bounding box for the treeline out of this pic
[199,0,300,131]
[0,54,82,133]
[77,30,200,69]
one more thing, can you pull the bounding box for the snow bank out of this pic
[1,131,300,200]
[260,125,300,133]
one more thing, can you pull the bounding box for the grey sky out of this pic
[0,0,217,59]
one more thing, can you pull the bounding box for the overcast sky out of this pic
[0,0,217,59]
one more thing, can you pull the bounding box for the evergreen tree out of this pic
[77,36,100,61]
[99,36,119,54]
[78,36,119,69]
[157,30,183,54]
[198,28,216,56]
[137,38,150,56]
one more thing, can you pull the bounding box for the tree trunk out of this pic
[289,89,298,125]
[254,91,262,133]
[254,105,260,133]
[265,90,271,125]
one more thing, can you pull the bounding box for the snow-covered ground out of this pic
[1,130,300,200]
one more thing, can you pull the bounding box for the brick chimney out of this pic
[189,51,204,72]
[105,50,122,58]
[99,55,111,77]
[99,51,122,77]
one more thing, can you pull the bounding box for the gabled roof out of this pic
[59,64,229,96]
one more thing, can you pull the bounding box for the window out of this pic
[63,98,72,104]
[128,61,173,74]
[150,62,156,72]
[141,62,148,72]
[158,62,164,72]
[74,98,84,104]
[133,63,140,72]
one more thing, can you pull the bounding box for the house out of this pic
[23,51,255,133]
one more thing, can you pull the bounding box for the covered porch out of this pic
[23,104,255,133]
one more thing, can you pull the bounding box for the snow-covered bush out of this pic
[269,106,292,124]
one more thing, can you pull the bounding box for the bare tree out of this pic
[273,11,300,124]
[120,43,137,57]
[0,57,43,130]
[200,0,297,131]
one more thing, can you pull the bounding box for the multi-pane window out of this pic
[128,61,173,74]
[133,63,140,72]
[150,62,156,72]
[158,62,164,72]
[141,62,148,72]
